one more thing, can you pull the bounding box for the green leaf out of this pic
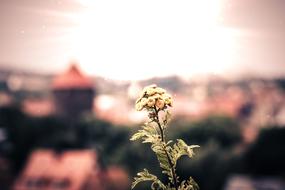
[130,122,160,143]
[131,169,166,190]
[163,110,172,126]
[151,142,175,184]
[130,130,147,141]
[171,139,199,167]
[178,177,199,190]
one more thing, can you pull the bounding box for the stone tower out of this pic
[52,63,95,119]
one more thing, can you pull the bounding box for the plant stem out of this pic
[154,108,165,142]
[154,108,179,190]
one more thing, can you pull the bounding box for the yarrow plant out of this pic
[131,84,200,190]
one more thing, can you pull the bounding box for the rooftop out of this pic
[14,149,98,190]
[52,63,93,90]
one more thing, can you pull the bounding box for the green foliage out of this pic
[131,85,199,190]
[176,143,242,190]
[132,169,166,190]
[0,105,131,173]
[169,115,241,148]
[179,177,199,190]
[168,116,243,190]
[244,127,285,175]
[171,139,199,167]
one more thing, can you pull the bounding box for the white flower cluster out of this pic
[135,84,173,111]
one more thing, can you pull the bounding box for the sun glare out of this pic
[69,0,236,80]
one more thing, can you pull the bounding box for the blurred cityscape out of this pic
[0,63,284,190]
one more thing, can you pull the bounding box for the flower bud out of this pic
[147,97,155,107]
[146,88,156,96]
[155,99,165,109]
[155,87,166,94]
[140,98,148,106]
[163,94,173,107]
[135,102,143,111]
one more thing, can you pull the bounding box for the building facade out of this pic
[52,64,95,120]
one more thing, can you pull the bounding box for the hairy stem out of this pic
[154,108,165,142]
[154,108,179,190]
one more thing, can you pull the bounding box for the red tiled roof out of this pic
[52,64,93,90]
[14,150,98,190]
[101,166,130,190]
[22,99,54,117]
[105,166,130,185]
[14,149,131,190]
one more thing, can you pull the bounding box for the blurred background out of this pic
[1,0,285,189]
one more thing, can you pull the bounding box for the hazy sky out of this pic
[0,0,285,80]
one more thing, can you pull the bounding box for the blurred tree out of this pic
[0,105,30,173]
[0,105,84,173]
[166,116,243,190]
[169,115,241,148]
[244,127,285,176]
[176,143,242,190]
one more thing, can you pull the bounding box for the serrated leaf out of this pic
[130,130,146,141]
[178,177,199,190]
[150,142,175,184]
[171,139,199,167]
[131,169,166,190]
[163,110,172,126]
